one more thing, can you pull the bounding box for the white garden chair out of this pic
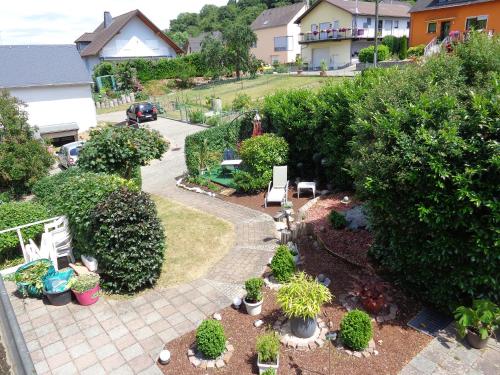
[265,166,289,208]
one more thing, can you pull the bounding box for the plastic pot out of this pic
[290,316,317,338]
[72,284,100,306]
[43,288,72,306]
[257,353,279,375]
[466,329,489,349]
[243,298,263,316]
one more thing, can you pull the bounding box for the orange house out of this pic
[409,0,500,47]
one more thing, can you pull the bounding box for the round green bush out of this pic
[196,319,226,359]
[328,210,347,229]
[90,187,165,293]
[358,45,390,63]
[270,245,296,283]
[340,310,373,351]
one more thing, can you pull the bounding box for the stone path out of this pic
[400,325,500,375]
[5,118,276,374]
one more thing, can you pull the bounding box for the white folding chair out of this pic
[265,166,289,208]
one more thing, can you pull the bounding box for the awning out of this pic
[36,122,79,139]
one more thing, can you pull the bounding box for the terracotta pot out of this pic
[466,329,489,349]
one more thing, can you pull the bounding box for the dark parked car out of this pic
[126,102,158,125]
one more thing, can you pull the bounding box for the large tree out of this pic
[0,91,53,195]
[201,36,227,79]
[223,23,257,80]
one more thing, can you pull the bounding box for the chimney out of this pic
[104,11,112,28]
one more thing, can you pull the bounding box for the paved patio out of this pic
[5,118,277,374]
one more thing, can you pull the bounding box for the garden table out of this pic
[297,181,316,198]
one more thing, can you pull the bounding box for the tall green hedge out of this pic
[349,33,500,310]
[184,119,245,175]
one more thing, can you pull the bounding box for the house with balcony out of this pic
[409,0,499,48]
[251,2,307,65]
[294,0,411,70]
[75,9,183,73]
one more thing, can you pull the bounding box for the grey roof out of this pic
[296,0,410,23]
[0,45,91,89]
[409,0,494,13]
[252,2,306,30]
[187,31,222,53]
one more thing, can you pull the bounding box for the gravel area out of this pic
[0,335,10,375]
[305,193,373,266]
[158,236,431,375]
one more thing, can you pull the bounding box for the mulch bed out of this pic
[305,193,373,266]
[158,238,431,375]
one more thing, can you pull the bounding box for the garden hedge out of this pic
[184,119,246,175]
[358,45,390,63]
[349,33,500,310]
[90,188,165,293]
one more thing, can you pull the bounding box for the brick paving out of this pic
[400,325,500,375]
[4,118,277,374]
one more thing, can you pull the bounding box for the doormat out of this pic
[407,307,453,337]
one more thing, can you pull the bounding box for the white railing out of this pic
[424,37,438,56]
[0,216,63,273]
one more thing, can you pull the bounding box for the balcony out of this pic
[300,28,369,43]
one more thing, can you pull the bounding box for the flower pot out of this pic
[466,329,489,349]
[244,298,263,316]
[72,284,100,306]
[43,288,72,306]
[257,353,279,375]
[290,316,317,338]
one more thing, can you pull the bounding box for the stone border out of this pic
[273,317,328,350]
[338,293,398,323]
[334,334,379,358]
[176,177,216,197]
[188,341,234,369]
[263,274,283,291]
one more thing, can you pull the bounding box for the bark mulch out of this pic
[305,193,373,266]
[158,236,431,375]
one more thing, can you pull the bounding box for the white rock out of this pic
[254,319,264,328]
[213,313,222,321]
[374,350,379,356]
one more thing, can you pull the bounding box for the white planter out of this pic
[243,298,263,316]
[257,354,279,375]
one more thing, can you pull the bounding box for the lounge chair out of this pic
[265,166,289,208]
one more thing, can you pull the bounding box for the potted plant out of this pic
[256,332,280,375]
[454,299,499,349]
[68,273,100,306]
[244,277,264,316]
[295,56,304,75]
[320,60,328,76]
[277,272,332,338]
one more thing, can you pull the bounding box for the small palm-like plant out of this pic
[277,272,333,319]
[454,299,500,339]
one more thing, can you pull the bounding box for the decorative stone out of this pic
[159,349,171,365]
[216,359,225,368]
[353,352,362,358]
[187,348,195,356]
[254,319,264,328]
[362,351,371,358]
[189,356,201,367]
[317,274,325,282]
[374,350,379,356]
[226,344,234,352]
[323,278,331,287]
[315,338,324,347]
[223,351,233,363]
[213,313,222,321]
[207,360,215,368]
[232,297,242,309]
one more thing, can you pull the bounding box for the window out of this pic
[466,16,487,30]
[427,22,437,33]
[384,20,393,30]
[311,24,318,33]
[362,17,371,29]
[274,36,292,51]
[319,22,331,39]
[394,20,399,29]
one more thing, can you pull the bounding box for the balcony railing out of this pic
[300,28,373,42]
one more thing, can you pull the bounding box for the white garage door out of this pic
[312,48,330,69]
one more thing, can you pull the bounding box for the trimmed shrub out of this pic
[270,245,295,283]
[256,332,279,363]
[382,35,400,55]
[245,277,264,303]
[89,188,165,293]
[358,45,390,63]
[196,320,226,359]
[185,120,245,175]
[0,202,50,262]
[232,93,252,111]
[328,210,347,229]
[399,36,408,59]
[340,310,373,350]
[78,126,168,180]
[33,170,134,255]
[408,44,425,57]
[235,134,288,192]
[188,109,205,124]
[349,33,500,310]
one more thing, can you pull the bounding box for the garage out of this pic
[312,48,330,70]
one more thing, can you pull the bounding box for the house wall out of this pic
[352,15,410,38]
[251,25,289,64]
[100,16,178,59]
[301,39,351,69]
[300,0,353,35]
[286,16,304,62]
[409,1,500,46]
[8,84,97,133]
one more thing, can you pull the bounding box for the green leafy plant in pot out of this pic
[454,299,499,349]
[256,332,280,374]
[68,273,100,306]
[277,272,333,338]
[244,277,264,316]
